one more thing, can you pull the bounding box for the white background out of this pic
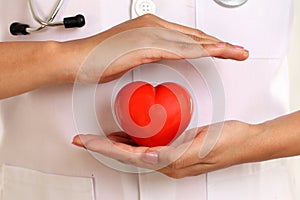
[289,2,300,113]
[288,1,300,199]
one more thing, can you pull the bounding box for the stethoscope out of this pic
[10,0,247,36]
[10,0,85,35]
[214,0,248,7]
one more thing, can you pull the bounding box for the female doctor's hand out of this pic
[75,14,249,83]
[73,121,263,178]
[73,111,300,178]
[0,14,248,99]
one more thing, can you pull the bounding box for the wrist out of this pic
[53,40,87,84]
[57,34,109,84]
[244,116,295,163]
[259,112,300,160]
[237,122,269,164]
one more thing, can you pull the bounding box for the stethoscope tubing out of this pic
[26,0,65,32]
[10,0,85,35]
[10,0,247,35]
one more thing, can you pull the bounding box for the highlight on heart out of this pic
[114,81,193,147]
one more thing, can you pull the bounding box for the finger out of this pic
[158,162,214,179]
[185,34,219,44]
[157,142,199,168]
[141,128,206,168]
[104,28,211,80]
[107,132,137,145]
[139,141,197,170]
[72,134,99,148]
[72,134,161,168]
[203,42,249,61]
[157,20,249,61]
[134,15,246,61]
[146,31,248,61]
[153,15,220,42]
[90,27,210,83]
[73,134,136,152]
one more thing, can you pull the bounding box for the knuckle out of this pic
[193,29,205,37]
[168,162,177,170]
[168,158,185,170]
[126,155,138,165]
[215,43,229,56]
[138,13,158,21]
[165,171,184,179]
[137,14,165,28]
[133,33,157,48]
[178,42,192,51]
[159,166,186,179]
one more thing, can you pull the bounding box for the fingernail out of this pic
[243,49,249,56]
[72,135,86,148]
[141,152,159,164]
[215,42,225,47]
[234,45,244,50]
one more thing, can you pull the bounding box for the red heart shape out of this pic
[114,81,193,147]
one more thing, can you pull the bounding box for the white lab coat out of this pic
[0,0,295,200]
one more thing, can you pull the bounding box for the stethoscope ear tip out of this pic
[9,0,86,36]
[10,22,30,35]
[63,14,85,28]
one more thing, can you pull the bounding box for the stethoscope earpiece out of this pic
[214,0,248,7]
[10,23,30,35]
[10,0,248,36]
[63,14,85,28]
[10,0,85,36]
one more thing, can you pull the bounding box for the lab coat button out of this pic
[135,0,156,16]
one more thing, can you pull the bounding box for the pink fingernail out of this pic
[72,135,86,149]
[234,45,244,50]
[141,152,159,164]
[215,42,225,47]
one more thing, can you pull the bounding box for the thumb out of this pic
[72,134,100,148]
[72,135,85,148]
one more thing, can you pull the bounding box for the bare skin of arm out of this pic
[73,111,300,179]
[0,14,248,99]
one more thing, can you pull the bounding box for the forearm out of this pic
[0,14,248,100]
[262,111,300,159]
[0,39,95,99]
[246,111,300,163]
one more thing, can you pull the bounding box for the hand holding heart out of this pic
[71,14,251,178]
[72,120,263,178]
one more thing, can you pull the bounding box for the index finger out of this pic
[73,134,166,170]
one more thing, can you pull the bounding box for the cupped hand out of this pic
[0,14,248,99]
[73,14,249,83]
[72,120,265,179]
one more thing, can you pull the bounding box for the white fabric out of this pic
[0,0,295,200]
[207,160,295,200]
[0,165,94,200]
[197,0,292,58]
[138,0,294,200]
[0,1,138,200]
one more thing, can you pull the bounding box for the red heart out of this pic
[114,81,193,147]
